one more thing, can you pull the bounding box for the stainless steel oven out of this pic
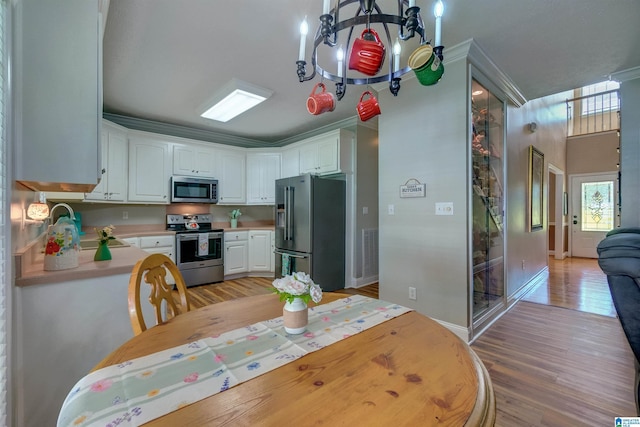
[167,214,224,287]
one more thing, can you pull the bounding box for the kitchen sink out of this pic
[79,239,130,250]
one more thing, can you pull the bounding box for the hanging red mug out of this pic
[306,82,336,115]
[356,91,381,122]
[349,29,386,76]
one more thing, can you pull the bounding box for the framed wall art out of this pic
[528,145,544,231]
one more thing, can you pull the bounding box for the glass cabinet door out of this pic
[471,78,505,323]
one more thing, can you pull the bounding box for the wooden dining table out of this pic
[95,293,495,426]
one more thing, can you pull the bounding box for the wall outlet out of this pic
[409,286,417,301]
[122,211,129,220]
[522,260,525,270]
[362,206,369,215]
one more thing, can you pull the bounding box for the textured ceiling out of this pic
[103,0,640,144]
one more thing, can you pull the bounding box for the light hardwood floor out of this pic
[179,259,637,425]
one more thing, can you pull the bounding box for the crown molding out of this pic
[103,113,361,148]
[463,39,527,107]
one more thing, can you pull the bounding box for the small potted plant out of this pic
[229,209,241,228]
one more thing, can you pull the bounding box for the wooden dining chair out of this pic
[128,253,191,336]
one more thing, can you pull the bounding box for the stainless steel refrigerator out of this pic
[274,174,345,291]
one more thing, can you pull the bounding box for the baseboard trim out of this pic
[432,318,471,342]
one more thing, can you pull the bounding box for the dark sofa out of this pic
[597,228,640,415]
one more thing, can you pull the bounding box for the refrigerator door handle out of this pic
[285,186,294,241]
[274,250,308,259]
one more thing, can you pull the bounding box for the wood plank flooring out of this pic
[179,259,637,425]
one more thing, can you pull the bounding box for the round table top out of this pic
[96,293,495,426]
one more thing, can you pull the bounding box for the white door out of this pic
[570,173,618,258]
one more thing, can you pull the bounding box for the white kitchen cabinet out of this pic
[224,231,248,275]
[120,237,140,247]
[248,230,272,272]
[128,135,172,203]
[281,147,300,178]
[173,143,216,177]
[298,129,354,175]
[86,121,128,202]
[14,0,102,192]
[216,149,246,204]
[247,153,281,204]
[139,235,176,285]
[139,235,175,261]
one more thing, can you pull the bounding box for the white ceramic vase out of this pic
[283,297,308,334]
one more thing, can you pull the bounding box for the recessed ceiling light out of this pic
[472,90,484,96]
[200,79,273,122]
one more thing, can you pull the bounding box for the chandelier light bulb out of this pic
[434,0,444,18]
[434,0,444,46]
[393,39,401,72]
[300,18,308,36]
[298,18,308,61]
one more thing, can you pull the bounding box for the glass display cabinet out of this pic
[471,78,505,323]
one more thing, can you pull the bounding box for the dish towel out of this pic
[198,234,208,256]
[281,253,291,275]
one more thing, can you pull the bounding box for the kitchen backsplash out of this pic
[67,203,275,228]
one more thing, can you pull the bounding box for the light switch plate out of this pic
[435,202,453,215]
[388,204,395,215]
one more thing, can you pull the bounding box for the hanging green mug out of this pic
[408,44,444,86]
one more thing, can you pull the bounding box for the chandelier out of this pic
[296,0,445,112]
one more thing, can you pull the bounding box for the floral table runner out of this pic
[57,295,412,427]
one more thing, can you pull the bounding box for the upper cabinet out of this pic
[128,135,172,203]
[247,153,281,204]
[216,149,246,204]
[298,129,354,175]
[86,121,128,202]
[172,144,216,177]
[14,0,102,192]
[281,147,300,179]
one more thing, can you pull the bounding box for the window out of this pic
[580,80,620,116]
[581,181,615,232]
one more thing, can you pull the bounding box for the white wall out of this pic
[504,91,569,297]
[378,52,469,328]
[378,40,571,338]
[620,77,640,226]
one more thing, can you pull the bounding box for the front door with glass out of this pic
[570,173,618,258]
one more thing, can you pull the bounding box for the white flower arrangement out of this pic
[271,272,323,304]
[95,225,116,244]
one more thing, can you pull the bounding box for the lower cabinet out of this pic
[248,230,272,272]
[225,230,274,277]
[224,231,249,275]
[138,235,176,284]
[138,235,175,261]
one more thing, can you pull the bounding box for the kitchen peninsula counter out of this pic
[15,223,275,287]
[14,225,175,287]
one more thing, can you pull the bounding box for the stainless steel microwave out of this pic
[170,176,218,203]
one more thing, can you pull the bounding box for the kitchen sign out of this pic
[399,178,426,198]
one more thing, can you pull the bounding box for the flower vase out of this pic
[283,298,308,334]
[94,241,112,261]
[230,218,238,228]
